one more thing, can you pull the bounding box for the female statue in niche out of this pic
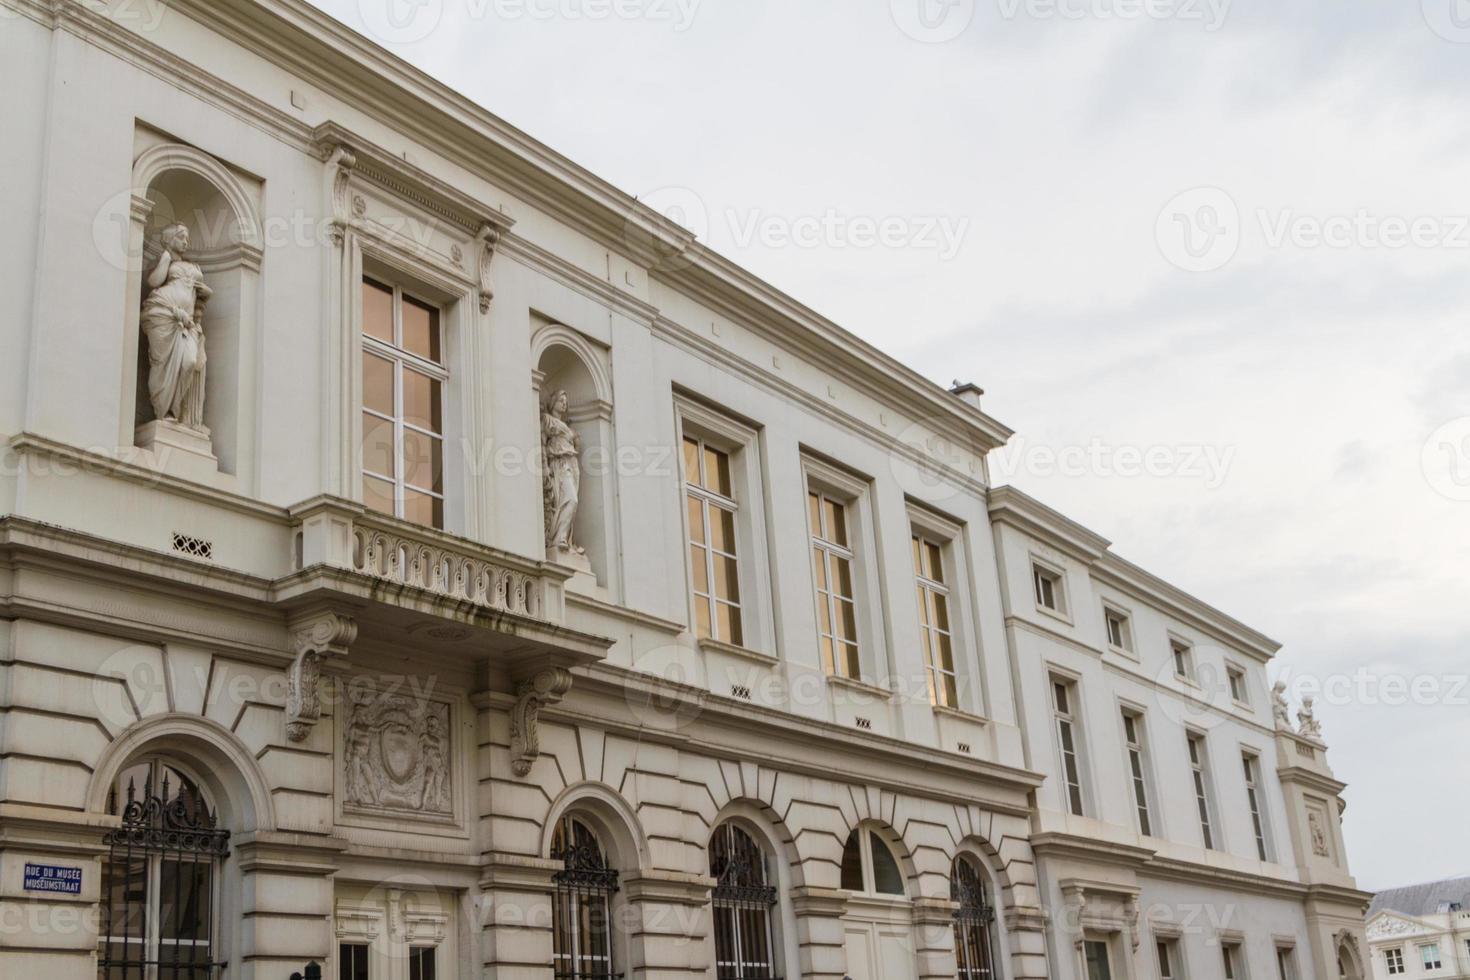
[541,389,585,558]
[141,222,211,430]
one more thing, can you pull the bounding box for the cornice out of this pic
[988,486,1111,562]
[1030,832,1156,868]
[1145,855,1308,899]
[651,315,993,500]
[564,663,1045,809]
[498,232,659,326]
[1276,764,1348,796]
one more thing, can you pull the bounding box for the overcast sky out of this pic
[312,0,1470,891]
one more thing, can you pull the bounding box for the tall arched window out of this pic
[551,814,619,979]
[710,823,779,979]
[952,856,999,980]
[100,758,229,980]
[840,828,905,896]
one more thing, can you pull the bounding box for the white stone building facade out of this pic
[1367,879,1470,980]
[0,2,1367,979]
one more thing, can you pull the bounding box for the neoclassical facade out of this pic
[0,2,1364,979]
[1366,878,1470,980]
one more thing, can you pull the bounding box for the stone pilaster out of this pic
[790,886,850,980]
[620,869,715,980]
[233,831,346,980]
[480,852,559,978]
[911,896,961,980]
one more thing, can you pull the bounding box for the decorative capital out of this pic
[285,612,357,742]
[324,143,358,247]
[508,666,572,777]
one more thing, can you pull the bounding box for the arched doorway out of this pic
[840,825,917,980]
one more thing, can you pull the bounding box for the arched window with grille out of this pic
[551,814,620,980]
[952,856,999,980]
[100,758,230,980]
[710,823,780,979]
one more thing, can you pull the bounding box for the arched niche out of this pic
[123,141,263,485]
[532,322,617,594]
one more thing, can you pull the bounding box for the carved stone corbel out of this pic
[509,666,572,776]
[286,611,357,742]
[323,144,358,246]
[476,222,502,314]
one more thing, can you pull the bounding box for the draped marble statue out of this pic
[541,389,585,561]
[141,223,211,430]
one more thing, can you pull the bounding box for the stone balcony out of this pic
[279,496,609,672]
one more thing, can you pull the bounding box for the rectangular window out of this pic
[1156,939,1181,980]
[1084,940,1114,980]
[1052,679,1086,816]
[1422,944,1443,970]
[362,277,445,529]
[1276,947,1296,980]
[408,947,436,980]
[1222,943,1242,980]
[1033,562,1065,614]
[1187,732,1216,849]
[810,491,859,678]
[340,943,370,980]
[1104,607,1132,652]
[1122,711,1153,836]
[1243,753,1269,860]
[913,534,958,707]
[684,436,742,645]
[1384,948,1404,975]
[1171,639,1194,681]
[1228,665,1249,704]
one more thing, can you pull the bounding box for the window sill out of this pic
[931,704,989,727]
[1034,603,1074,627]
[1106,643,1138,661]
[697,637,777,666]
[825,673,894,701]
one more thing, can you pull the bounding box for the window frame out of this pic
[709,821,781,980]
[1242,751,1272,861]
[1222,941,1246,980]
[1170,636,1197,684]
[1421,943,1443,970]
[1031,557,1069,620]
[1275,944,1296,980]
[1120,707,1155,837]
[675,397,774,656]
[839,826,908,898]
[361,275,449,529]
[1051,673,1089,817]
[802,456,882,684]
[1186,730,1218,850]
[1103,603,1134,655]
[1155,935,1185,980]
[350,242,473,536]
[1227,663,1251,707]
[1384,947,1404,975]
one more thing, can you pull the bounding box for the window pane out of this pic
[869,833,904,895]
[690,543,710,593]
[934,631,955,673]
[710,507,737,554]
[933,592,950,632]
[362,412,396,479]
[939,671,958,707]
[832,555,854,598]
[836,599,857,643]
[687,495,706,545]
[683,437,701,484]
[403,487,443,529]
[363,278,394,343]
[410,946,436,980]
[402,294,441,362]
[363,352,394,415]
[925,542,943,581]
[340,944,369,980]
[713,554,740,603]
[402,429,444,494]
[704,445,732,496]
[160,858,211,941]
[402,369,442,433]
[824,498,847,546]
[912,536,923,575]
[839,832,864,890]
[808,492,822,534]
[841,642,860,678]
[695,595,713,639]
[717,603,743,647]
[812,547,827,589]
[364,474,397,517]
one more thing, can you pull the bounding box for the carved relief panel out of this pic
[340,678,455,823]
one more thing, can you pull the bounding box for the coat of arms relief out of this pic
[342,680,453,818]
